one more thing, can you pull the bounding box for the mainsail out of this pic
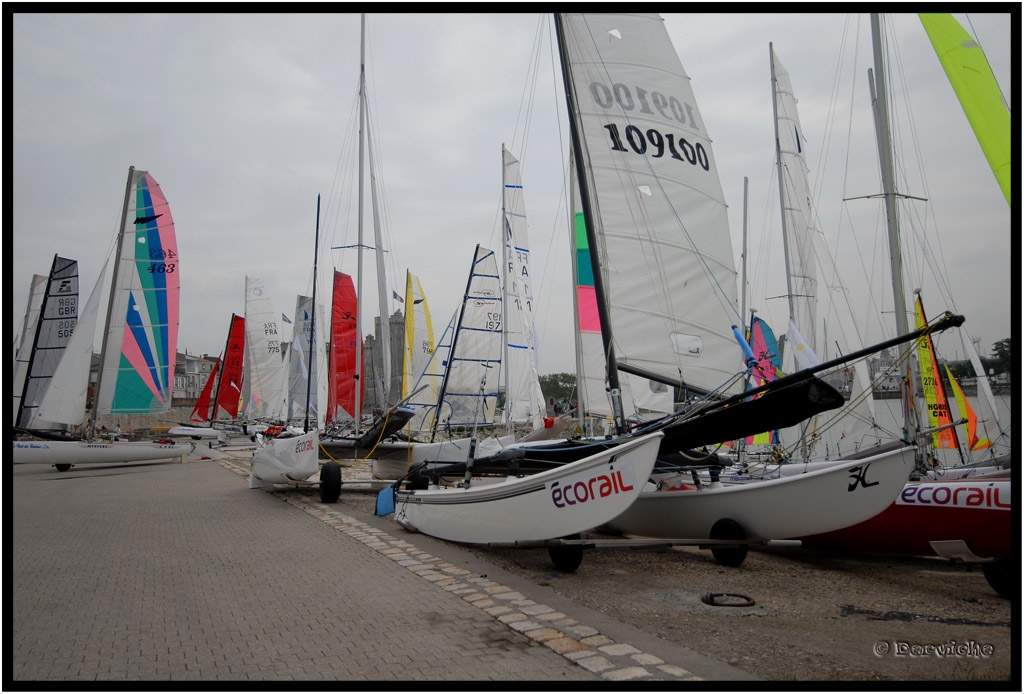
[771,46,819,357]
[242,276,286,421]
[12,274,47,421]
[914,295,958,452]
[15,255,79,429]
[556,14,742,401]
[432,245,503,433]
[401,270,434,401]
[286,295,323,425]
[327,271,361,426]
[919,13,1010,205]
[96,169,180,416]
[500,146,546,431]
[189,357,220,424]
[213,314,246,421]
[36,262,108,427]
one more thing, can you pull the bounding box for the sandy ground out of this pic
[335,484,1013,683]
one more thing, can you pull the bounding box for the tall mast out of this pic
[89,165,135,436]
[354,13,366,433]
[554,13,625,436]
[500,143,510,435]
[305,195,321,433]
[869,14,917,448]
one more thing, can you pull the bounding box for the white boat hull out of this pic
[250,430,319,485]
[393,431,663,544]
[605,446,916,540]
[13,439,195,466]
[168,425,220,439]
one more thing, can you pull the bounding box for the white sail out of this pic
[403,309,456,436]
[435,245,503,430]
[570,155,673,427]
[37,262,108,426]
[15,256,79,429]
[771,47,820,356]
[558,13,742,397]
[501,146,547,431]
[286,295,322,425]
[243,276,286,421]
[12,274,48,426]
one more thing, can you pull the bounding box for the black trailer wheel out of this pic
[982,559,1011,599]
[709,518,748,567]
[319,460,342,503]
[54,464,72,472]
[548,534,584,572]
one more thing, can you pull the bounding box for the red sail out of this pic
[190,357,220,423]
[328,271,362,425]
[214,314,246,421]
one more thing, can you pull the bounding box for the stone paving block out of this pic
[602,666,652,681]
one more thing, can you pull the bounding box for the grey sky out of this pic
[12,12,1012,377]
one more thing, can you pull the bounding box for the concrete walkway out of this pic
[11,450,754,683]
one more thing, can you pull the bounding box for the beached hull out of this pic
[605,446,916,540]
[13,439,194,466]
[801,477,1011,559]
[250,430,319,485]
[393,431,663,544]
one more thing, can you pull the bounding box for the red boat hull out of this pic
[801,478,1011,559]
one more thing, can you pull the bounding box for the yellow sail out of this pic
[914,297,957,450]
[919,13,1010,205]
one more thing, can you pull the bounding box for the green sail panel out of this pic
[920,13,1010,205]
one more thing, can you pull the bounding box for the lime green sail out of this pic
[920,13,1010,205]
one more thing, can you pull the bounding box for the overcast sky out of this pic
[12,12,1012,378]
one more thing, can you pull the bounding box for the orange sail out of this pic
[944,364,991,451]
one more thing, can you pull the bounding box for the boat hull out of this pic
[12,440,194,466]
[393,431,663,544]
[801,477,1011,559]
[605,446,916,540]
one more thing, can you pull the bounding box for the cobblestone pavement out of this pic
[12,448,753,684]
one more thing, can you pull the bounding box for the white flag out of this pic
[787,318,820,371]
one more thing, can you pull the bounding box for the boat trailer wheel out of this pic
[548,534,584,572]
[701,591,755,607]
[709,518,749,567]
[319,460,342,503]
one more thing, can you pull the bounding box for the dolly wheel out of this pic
[982,559,1011,599]
[548,534,584,572]
[710,518,748,567]
[319,460,342,503]
[55,464,72,472]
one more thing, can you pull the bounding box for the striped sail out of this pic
[97,170,179,415]
[12,274,47,423]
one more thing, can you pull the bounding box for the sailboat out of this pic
[241,276,287,427]
[248,197,325,490]
[170,314,247,441]
[795,13,1011,599]
[377,14,935,553]
[13,255,79,435]
[13,167,195,470]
